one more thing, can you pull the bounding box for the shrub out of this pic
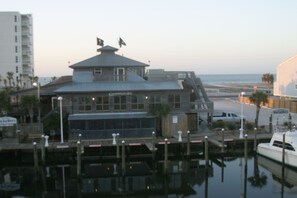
[212,121,225,129]
[227,123,236,130]
[245,122,254,130]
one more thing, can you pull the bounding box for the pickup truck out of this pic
[212,112,243,123]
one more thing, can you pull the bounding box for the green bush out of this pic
[245,122,254,130]
[227,123,236,130]
[212,121,225,129]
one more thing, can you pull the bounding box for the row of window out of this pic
[77,94,181,112]
[70,118,155,131]
[93,67,144,81]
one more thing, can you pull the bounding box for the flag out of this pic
[97,37,104,46]
[119,37,126,48]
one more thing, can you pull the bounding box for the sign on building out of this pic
[0,116,17,127]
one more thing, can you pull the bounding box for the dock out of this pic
[0,132,272,159]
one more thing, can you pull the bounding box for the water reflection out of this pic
[1,155,297,197]
[258,155,297,194]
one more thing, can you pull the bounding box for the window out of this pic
[15,25,17,32]
[94,68,102,75]
[16,66,18,73]
[15,36,18,43]
[114,96,126,110]
[114,68,125,81]
[14,15,17,22]
[132,95,144,110]
[272,140,295,151]
[15,46,18,53]
[78,96,92,112]
[95,96,109,111]
[168,94,181,109]
[16,56,18,63]
[149,95,161,109]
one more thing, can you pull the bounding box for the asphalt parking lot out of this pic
[212,97,297,127]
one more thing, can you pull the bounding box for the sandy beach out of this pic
[204,82,273,97]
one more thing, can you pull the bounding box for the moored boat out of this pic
[257,130,297,168]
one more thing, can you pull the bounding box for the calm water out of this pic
[1,154,297,198]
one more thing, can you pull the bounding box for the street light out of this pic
[239,92,245,139]
[58,96,64,143]
[33,82,41,132]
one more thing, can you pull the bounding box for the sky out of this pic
[1,0,297,77]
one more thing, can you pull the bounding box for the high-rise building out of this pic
[0,11,34,89]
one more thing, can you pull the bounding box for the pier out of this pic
[0,131,272,163]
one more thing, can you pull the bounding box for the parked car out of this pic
[212,111,243,123]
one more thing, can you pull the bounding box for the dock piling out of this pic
[121,140,126,175]
[269,115,272,133]
[164,138,168,174]
[244,134,248,165]
[33,142,38,169]
[77,141,81,176]
[282,133,285,166]
[221,128,225,153]
[204,136,208,167]
[186,131,190,156]
[253,127,257,152]
[41,135,45,165]
[152,131,156,152]
[116,133,120,159]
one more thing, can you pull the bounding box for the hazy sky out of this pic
[2,0,297,77]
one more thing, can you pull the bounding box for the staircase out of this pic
[185,72,213,113]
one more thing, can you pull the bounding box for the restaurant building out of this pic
[52,45,213,140]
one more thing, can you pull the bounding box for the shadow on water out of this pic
[1,153,297,197]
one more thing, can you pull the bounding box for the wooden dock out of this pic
[0,132,272,154]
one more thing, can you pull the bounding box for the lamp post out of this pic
[33,82,41,132]
[58,96,64,143]
[239,92,245,139]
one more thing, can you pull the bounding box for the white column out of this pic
[112,133,116,145]
[178,130,182,142]
[44,135,49,147]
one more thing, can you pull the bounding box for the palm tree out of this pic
[6,72,14,88]
[3,79,7,89]
[20,95,38,123]
[249,91,268,128]
[261,73,274,84]
[148,103,171,136]
[248,156,267,188]
[0,90,11,116]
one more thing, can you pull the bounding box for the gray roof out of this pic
[55,81,183,93]
[70,45,149,68]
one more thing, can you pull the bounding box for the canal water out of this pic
[0,154,297,198]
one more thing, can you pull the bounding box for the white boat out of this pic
[257,130,297,168]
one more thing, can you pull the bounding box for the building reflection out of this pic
[0,160,214,197]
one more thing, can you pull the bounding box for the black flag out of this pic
[97,37,104,46]
[119,37,126,48]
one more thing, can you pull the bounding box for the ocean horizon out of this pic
[197,73,274,84]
